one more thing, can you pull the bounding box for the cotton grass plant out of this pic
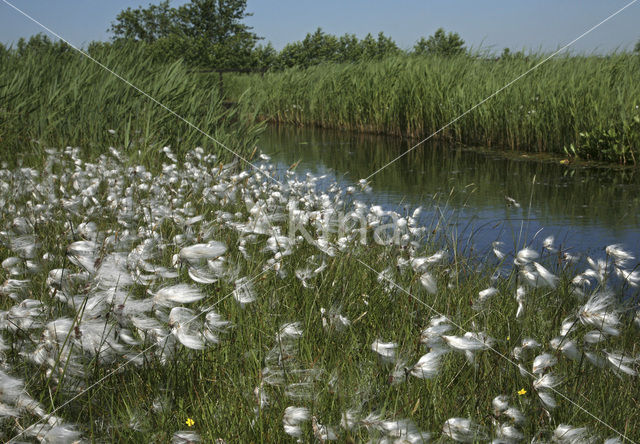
[0,139,638,442]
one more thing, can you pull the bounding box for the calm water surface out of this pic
[257,125,640,258]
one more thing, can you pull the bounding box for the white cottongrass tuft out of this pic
[320,307,350,332]
[532,261,559,288]
[605,243,634,267]
[537,391,557,409]
[442,332,494,352]
[559,316,578,337]
[277,322,303,342]
[492,395,509,414]
[515,285,526,318]
[420,316,452,346]
[492,241,506,260]
[514,247,538,266]
[410,348,448,379]
[616,267,640,287]
[0,370,24,403]
[419,272,437,294]
[233,277,256,306]
[474,287,498,309]
[495,422,524,441]
[604,351,638,376]
[552,424,597,444]
[172,431,201,443]
[584,351,607,368]
[578,291,620,336]
[311,416,338,441]
[533,372,562,390]
[543,235,557,252]
[521,338,541,349]
[380,418,431,442]
[152,284,205,307]
[532,353,557,375]
[442,417,484,442]
[371,339,397,362]
[22,423,83,443]
[283,406,310,438]
[179,241,227,264]
[550,337,581,361]
[583,330,606,344]
[169,307,206,350]
[504,406,526,425]
[188,266,219,284]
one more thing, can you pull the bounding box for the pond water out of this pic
[256,124,640,259]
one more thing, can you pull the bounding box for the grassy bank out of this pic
[231,54,640,164]
[0,44,263,165]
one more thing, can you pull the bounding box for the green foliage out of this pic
[0,41,263,163]
[274,29,400,69]
[109,0,174,43]
[110,0,259,70]
[14,33,74,59]
[635,39,640,54]
[500,47,526,60]
[236,53,640,163]
[413,28,466,56]
[565,112,640,164]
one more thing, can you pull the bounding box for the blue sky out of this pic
[1,0,638,54]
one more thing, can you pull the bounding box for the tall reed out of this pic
[233,54,640,162]
[0,44,263,165]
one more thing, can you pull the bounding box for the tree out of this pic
[110,0,174,43]
[14,34,72,58]
[635,39,640,54]
[336,33,362,62]
[251,42,277,70]
[500,47,525,60]
[300,28,339,66]
[359,32,400,60]
[110,0,260,69]
[413,28,466,56]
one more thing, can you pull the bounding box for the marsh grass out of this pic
[0,45,263,166]
[230,54,640,163]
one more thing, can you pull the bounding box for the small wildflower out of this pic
[517,388,527,396]
[186,418,195,427]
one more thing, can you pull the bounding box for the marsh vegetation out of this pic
[1,3,640,442]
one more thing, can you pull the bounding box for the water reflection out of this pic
[257,125,640,257]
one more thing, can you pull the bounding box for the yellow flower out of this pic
[186,418,195,427]
[517,388,527,396]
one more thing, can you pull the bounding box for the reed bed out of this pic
[0,45,262,165]
[233,54,640,162]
